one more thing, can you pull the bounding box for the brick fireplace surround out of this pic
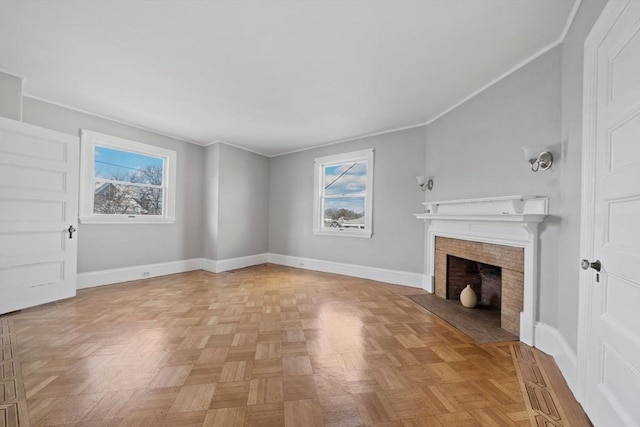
[435,236,524,336]
[414,195,549,345]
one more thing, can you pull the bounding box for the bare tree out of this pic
[130,165,163,215]
[94,167,163,215]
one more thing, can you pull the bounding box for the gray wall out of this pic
[0,72,22,120]
[557,0,608,351]
[20,96,206,273]
[204,143,270,260]
[424,46,563,326]
[269,127,426,273]
[203,144,220,260]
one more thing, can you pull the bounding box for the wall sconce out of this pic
[416,175,433,191]
[522,145,553,172]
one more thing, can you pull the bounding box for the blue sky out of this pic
[323,161,366,196]
[95,146,163,182]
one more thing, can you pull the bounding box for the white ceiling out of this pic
[0,0,577,156]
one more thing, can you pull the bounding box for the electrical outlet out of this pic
[142,271,150,277]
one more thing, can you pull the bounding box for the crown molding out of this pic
[0,68,25,80]
[22,94,207,146]
[205,139,270,157]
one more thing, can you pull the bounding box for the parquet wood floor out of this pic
[0,264,590,426]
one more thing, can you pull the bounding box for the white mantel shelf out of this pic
[414,195,549,346]
[413,213,547,223]
[414,195,549,222]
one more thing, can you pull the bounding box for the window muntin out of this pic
[313,149,373,237]
[80,130,176,224]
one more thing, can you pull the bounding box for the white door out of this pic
[0,117,79,314]
[579,1,640,426]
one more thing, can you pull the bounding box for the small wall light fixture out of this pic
[522,145,553,172]
[416,175,433,191]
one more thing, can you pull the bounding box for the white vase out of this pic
[460,285,477,308]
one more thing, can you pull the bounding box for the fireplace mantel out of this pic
[414,195,548,223]
[414,195,549,346]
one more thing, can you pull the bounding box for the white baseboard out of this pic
[202,253,269,273]
[77,253,425,291]
[77,258,203,289]
[267,253,426,289]
[422,274,434,293]
[78,253,272,289]
[534,322,579,394]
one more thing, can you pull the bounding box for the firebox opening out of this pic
[446,255,502,311]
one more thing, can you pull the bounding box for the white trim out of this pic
[22,95,205,146]
[422,274,434,293]
[0,68,26,80]
[205,140,270,158]
[313,148,374,238]
[273,123,428,157]
[267,253,426,289]
[535,322,579,395]
[422,195,547,211]
[415,214,547,223]
[76,253,425,290]
[576,3,599,402]
[201,253,269,274]
[423,45,564,129]
[77,258,203,289]
[560,0,583,42]
[201,258,217,273]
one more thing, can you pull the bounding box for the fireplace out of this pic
[446,255,501,310]
[435,237,523,336]
[414,195,549,345]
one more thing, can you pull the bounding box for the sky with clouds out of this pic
[322,160,367,215]
[323,161,366,196]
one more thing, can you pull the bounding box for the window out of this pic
[79,130,176,224]
[313,148,373,237]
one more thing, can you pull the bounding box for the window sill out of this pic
[313,229,372,238]
[79,216,175,225]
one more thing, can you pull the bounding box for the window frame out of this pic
[313,148,374,238]
[79,130,177,224]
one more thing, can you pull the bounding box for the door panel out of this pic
[581,1,640,426]
[0,117,79,314]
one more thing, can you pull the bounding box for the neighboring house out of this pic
[94,182,148,215]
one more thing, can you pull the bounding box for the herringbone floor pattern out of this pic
[1,264,589,426]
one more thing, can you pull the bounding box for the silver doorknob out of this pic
[581,259,601,272]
